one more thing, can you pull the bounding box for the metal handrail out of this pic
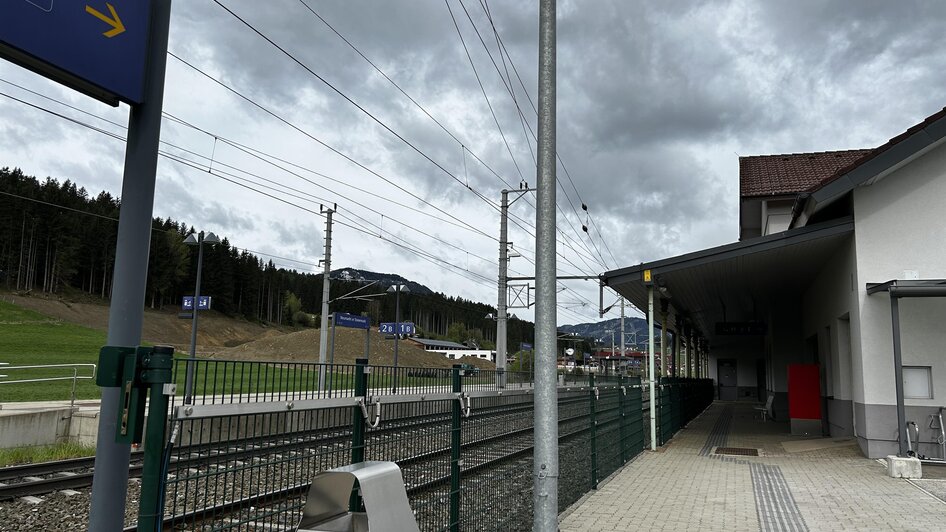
[0,363,97,411]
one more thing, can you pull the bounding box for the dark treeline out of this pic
[0,167,535,350]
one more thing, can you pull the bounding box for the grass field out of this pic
[0,300,482,403]
[0,441,96,467]
[0,299,106,402]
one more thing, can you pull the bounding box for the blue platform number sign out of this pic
[380,322,414,335]
[182,296,211,311]
[0,0,153,105]
[334,312,370,330]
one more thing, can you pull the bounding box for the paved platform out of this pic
[560,402,946,531]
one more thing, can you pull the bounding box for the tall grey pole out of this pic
[318,208,333,392]
[183,231,205,404]
[328,314,336,392]
[393,286,401,392]
[497,190,509,387]
[648,286,657,450]
[890,296,908,456]
[674,318,682,377]
[533,0,558,529]
[660,300,668,377]
[620,297,626,357]
[89,1,172,529]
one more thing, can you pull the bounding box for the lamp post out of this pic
[387,283,410,392]
[183,230,220,404]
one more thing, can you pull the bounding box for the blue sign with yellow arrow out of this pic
[0,0,152,105]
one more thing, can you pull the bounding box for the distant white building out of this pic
[408,337,495,362]
[603,106,946,458]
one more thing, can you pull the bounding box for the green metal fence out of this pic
[656,377,714,446]
[130,358,648,531]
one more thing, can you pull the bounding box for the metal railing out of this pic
[0,363,97,410]
[125,356,711,531]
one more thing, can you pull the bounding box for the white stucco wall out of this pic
[762,200,794,235]
[801,237,859,402]
[853,141,946,407]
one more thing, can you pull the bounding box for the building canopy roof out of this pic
[600,217,853,347]
[410,338,469,349]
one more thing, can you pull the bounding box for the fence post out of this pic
[137,345,174,532]
[350,358,368,511]
[589,373,598,489]
[450,365,463,532]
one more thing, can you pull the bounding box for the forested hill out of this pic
[0,167,533,349]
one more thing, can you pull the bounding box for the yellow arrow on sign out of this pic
[85,3,125,38]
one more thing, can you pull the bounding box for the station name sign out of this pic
[715,322,766,336]
[334,312,370,330]
[0,0,152,105]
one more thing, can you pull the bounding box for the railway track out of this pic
[122,403,627,531]
[0,395,563,500]
[4,388,650,531]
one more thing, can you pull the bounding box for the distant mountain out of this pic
[332,268,434,295]
[558,317,651,351]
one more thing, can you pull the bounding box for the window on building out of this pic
[903,366,933,399]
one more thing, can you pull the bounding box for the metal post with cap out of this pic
[183,230,219,404]
[88,2,173,529]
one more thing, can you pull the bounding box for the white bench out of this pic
[755,394,774,421]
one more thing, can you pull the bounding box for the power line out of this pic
[210,1,503,209]
[443,0,526,184]
[447,0,610,271]
[166,51,496,242]
[163,54,605,278]
[204,4,608,274]
[469,0,620,269]
[0,73,603,321]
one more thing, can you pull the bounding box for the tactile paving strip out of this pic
[751,462,809,532]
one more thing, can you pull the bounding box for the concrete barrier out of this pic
[0,408,72,448]
[886,455,922,479]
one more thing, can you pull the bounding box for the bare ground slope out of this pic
[216,327,494,369]
[3,293,285,351]
[3,292,493,369]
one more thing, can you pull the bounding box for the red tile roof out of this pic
[810,106,946,193]
[740,106,946,199]
[739,149,871,197]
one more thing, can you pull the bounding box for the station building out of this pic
[601,107,946,458]
[407,337,495,361]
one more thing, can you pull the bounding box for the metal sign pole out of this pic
[89,1,172,529]
[184,231,205,404]
[533,0,558,528]
[648,286,657,450]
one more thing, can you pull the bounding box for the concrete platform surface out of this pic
[560,402,946,531]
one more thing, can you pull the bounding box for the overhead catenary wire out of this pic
[0,89,499,293]
[447,0,611,271]
[0,76,597,289]
[204,3,608,274]
[0,77,606,321]
[469,0,620,269]
[162,54,604,279]
[166,51,496,242]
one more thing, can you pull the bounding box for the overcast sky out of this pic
[2,0,945,325]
